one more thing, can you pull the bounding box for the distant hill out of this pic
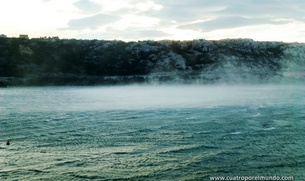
[0,37,304,86]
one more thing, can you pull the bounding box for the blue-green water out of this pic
[1,85,304,180]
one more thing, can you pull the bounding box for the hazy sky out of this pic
[1,0,305,42]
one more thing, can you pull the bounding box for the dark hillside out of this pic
[0,38,304,86]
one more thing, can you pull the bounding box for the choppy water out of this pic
[1,85,305,180]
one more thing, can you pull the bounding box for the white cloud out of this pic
[203,22,305,42]
[0,0,305,42]
[63,13,119,30]
[112,15,160,30]
[98,0,131,12]
[179,16,289,32]
[0,0,79,37]
[73,0,101,14]
[134,1,163,11]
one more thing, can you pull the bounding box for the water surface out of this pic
[1,85,304,180]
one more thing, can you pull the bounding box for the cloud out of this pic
[218,0,305,21]
[2,0,305,42]
[134,1,163,12]
[73,0,101,14]
[145,0,305,41]
[179,16,289,32]
[111,29,169,40]
[64,13,119,30]
[72,28,169,40]
[151,0,228,22]
[113,15,160,31]
[61,1,163,32]
[153,0,305,23]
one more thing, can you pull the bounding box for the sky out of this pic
[1,0,305,42]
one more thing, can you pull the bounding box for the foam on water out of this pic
[261,127,276,131]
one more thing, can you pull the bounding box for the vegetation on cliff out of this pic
[0,37,304,86]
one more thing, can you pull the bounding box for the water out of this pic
[1,85,305,180]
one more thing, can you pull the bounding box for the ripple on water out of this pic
[1,85,304,180]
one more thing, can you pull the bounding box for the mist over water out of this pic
[1,84,303,112]
[1,84,305,180]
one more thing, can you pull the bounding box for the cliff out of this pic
[0,37,304,86]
